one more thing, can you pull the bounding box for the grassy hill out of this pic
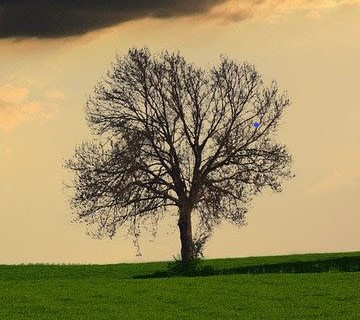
[1,251,359,319]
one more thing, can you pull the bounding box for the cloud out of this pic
[0,1,358,39]
[0,84,56,133]
[0,84,28,103]
[204,0,360,23]
[0,0,226,39]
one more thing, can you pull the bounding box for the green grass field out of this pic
[1,251,360,319]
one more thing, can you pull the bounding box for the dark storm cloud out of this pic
[0,0,227,39]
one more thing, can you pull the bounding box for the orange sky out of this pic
[0,1,359,263]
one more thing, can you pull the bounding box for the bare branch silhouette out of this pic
[65,47,293,263]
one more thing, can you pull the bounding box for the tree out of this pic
[65,47,293,264]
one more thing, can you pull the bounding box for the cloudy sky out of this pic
[0,0,359,264]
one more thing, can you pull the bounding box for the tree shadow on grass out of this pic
[133,256,360,279]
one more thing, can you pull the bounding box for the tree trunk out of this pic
[178,204,194,264]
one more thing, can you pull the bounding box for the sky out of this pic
[0,0,359,264]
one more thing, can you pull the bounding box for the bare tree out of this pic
[65,47,293,264]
